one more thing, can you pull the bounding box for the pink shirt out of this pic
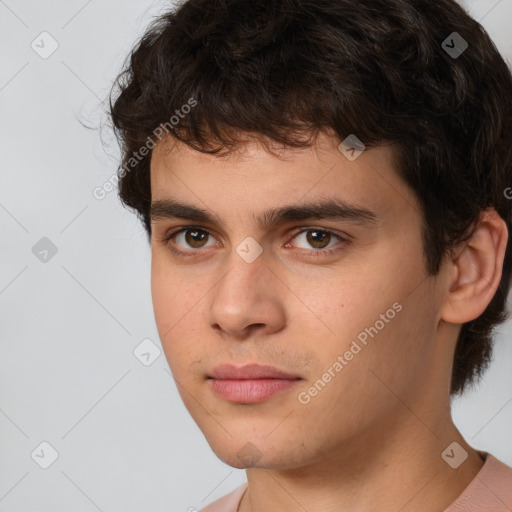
[200,453,512,512]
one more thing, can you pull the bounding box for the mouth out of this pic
[207,364,303,404]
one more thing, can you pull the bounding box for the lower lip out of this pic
[208,378,301,403]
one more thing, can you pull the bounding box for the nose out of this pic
[207,252,287,340]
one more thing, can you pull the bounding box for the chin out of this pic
[205,433,313,470]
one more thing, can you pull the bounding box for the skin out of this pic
[149,131,508,512]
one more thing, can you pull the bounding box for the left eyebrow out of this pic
[150,197,380,228]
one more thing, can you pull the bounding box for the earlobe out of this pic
[441,208,508,325]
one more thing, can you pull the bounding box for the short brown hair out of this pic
[109,0,512,395]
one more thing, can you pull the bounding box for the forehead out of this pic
[149,133,419,228]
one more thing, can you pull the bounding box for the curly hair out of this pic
[108,0,512,396]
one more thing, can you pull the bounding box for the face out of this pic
[149,132,450,470]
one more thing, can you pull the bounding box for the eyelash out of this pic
[158,226,349,258]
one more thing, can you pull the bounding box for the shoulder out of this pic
[199,483,248,512]
[444,452,512,511]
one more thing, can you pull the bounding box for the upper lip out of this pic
[208,364,301,380]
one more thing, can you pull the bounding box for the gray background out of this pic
[0,0,511,510]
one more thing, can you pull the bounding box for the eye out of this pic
[162,227,217,253]
[286,228,348,256]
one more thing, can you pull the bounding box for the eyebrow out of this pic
[150,197,380,229]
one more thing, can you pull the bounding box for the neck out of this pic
[239,409,484,512]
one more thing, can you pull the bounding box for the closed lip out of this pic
[208,364,301,380]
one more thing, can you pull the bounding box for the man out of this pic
[108,0,512,510]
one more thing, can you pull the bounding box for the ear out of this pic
[441,208,509,324]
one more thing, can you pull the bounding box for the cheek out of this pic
[150,250,186,327]
[150,272,172,332]
[296,262,433,394]
[151,257,183,351]
[150,258,206,369]
[361,288,439,401]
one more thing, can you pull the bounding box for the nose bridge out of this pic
[215,237,269,305]
[208,239,284,335]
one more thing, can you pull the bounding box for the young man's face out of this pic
[149,132,453,469]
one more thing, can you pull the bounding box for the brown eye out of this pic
[289,228,345,254]
[183,229,209,248]
[161,227,217,254]
[305,230,332,249]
